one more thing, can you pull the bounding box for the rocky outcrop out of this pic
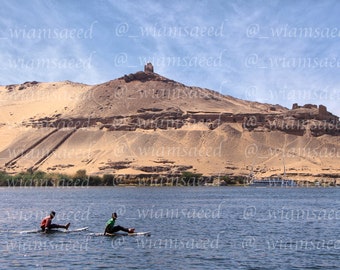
[120,69,182,85]
[98,161,132,171]
[23,104,339,136]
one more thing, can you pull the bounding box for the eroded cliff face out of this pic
[0,67,339,182]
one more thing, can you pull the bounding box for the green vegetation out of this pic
[221,176,246,186]
[0,170,227,187]
[1,170,337,187]
[1,170,65,187]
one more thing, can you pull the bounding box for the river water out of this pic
[1,186,340,269]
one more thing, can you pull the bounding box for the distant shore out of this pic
[0,169,338,188]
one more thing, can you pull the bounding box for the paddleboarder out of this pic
[40,211,70,232]
[104,212,134,235]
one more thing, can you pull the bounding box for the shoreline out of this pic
[1,169,339,188]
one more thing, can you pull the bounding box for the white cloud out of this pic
[0,0,339,116]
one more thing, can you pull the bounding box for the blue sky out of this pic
[1,0,340,116]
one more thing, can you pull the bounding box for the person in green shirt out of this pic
[104,212,134,235]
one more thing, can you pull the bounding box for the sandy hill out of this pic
[0,64,339,183]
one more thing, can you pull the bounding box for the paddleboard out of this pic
[19,227,89,234]
[107,231,151,237]
[89,231,151,237]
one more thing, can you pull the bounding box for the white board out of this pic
[107,231,151,237]
[89,231,151,237]
[19,227,88,234]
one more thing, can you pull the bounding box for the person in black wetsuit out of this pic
[104,212,134,235]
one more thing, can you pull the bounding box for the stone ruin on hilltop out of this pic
[144,62,154,73]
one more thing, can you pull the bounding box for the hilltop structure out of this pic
[144,62,154,73]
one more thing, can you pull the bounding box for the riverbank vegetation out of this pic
[0,170,245,187]
[1,170,335,187]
